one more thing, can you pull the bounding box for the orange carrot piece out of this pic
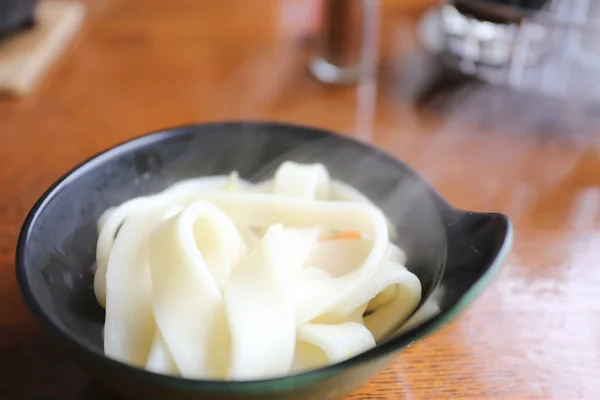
[322,231,362,241]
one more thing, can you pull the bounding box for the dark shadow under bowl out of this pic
[16,121,512,400]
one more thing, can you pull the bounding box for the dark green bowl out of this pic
[16,121,512,400]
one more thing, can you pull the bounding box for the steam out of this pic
[387,58,597,221]
[194,3,597,336]
[207,44,303,122]
[387,8,597,220]
[354,0,381,143]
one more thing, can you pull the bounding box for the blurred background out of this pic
[1,0,599,399]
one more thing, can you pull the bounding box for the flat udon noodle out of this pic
[303,239,420,334]
[273,161,330,200]
[95,175,251,307]
[268,161,397,240]
[366,244,407,312]
[266,164,413,327]
[96,161,422,379]
[362,261,421,341]
[100,177,249,373]
[267,163,419,365]
[103,203,183,367]
[311,250,420,323]
[225,224,299,379]
[293,322,376,372]
[146,330,179,376]
[395,284,445,336]
[147,201,246,379]
[202,192,389,326]
[95,197,154,308]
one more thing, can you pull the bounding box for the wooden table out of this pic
[1,1,599,399]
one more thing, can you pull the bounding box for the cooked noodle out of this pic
[94,161,421,380]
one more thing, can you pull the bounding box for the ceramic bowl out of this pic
[16,121,512,400]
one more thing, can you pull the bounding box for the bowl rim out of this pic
[15,120,513,392]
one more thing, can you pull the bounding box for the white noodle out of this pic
[95,161,422,380]
[146,330,179,376]
[296,322,376,368]
[224,224,296,380]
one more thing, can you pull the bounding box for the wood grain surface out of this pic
[1,1,599,399]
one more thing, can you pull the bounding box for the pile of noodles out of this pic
[94,162,421,380]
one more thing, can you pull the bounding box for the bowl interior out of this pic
[18,122,449,364]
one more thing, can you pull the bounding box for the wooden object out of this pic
[0,1,84,96]
[0,1,599,399]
